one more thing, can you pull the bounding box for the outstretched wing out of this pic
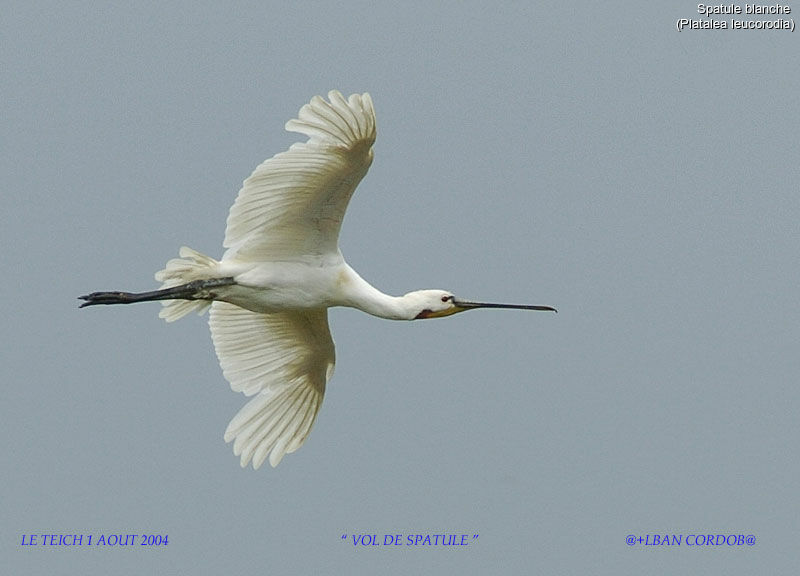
[209,302,335,468]
[222,90,377,262]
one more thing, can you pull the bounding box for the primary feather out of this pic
[222,91,376,262]
[210,303,333,468]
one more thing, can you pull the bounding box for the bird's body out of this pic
[195,258,357,313]
[81,91,555,469]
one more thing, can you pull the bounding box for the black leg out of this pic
[79,278,235,308]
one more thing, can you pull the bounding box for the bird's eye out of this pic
[441,295,452,303]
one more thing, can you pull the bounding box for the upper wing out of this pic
[222,91,376,262]
[209,302,335,468]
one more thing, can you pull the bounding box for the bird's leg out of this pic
[78,277,235,308]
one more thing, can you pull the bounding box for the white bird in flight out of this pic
[80,91,556,469]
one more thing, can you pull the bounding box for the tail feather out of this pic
[155,246,219,322]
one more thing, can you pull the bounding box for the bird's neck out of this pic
[340,266,415,320]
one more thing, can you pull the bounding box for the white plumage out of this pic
[157,91,373,468]
[80,91,555,469]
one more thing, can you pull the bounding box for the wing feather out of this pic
[209,302,335,468]
[222,91,376,262]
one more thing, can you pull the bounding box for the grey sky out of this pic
[3,2,799,574]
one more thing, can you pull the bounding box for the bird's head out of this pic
[405,290,557,320]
